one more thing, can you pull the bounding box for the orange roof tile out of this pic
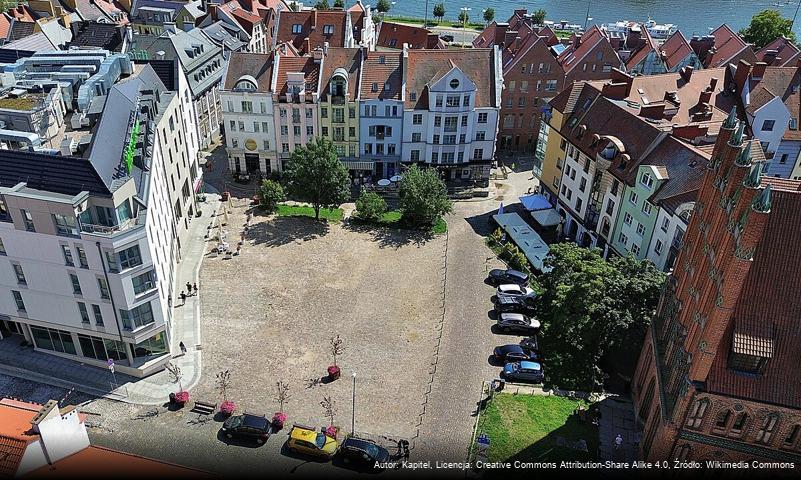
[624,25,657,71]
[755,36,801,67]
[376,22,443,50]
[360,50,402,100]
[696,24,756,68]
[319,47,361,99]
[660,30,694,71]
[274,55,320,98]
[0,402,40,478]
[405,48,498,109]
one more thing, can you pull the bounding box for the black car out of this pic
[221,414,272,443]
[487,269,529,286]
[493,344,542,363]
[493,295,537,315]
[338,437,391,468]
[502,361,545,384]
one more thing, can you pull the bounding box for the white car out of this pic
[496,284,536,300]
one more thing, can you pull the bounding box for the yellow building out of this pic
[538,103,567,203]
[318,47,362,163]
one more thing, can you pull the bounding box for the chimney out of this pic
[752,61,767,79]
[207,4,218,20]
[514,36,522,51]
[639,102,666,119]
[697,89,712,106]
[496,22,508,45]
[312,9,317,29]
[733,59,752,92]
[312,46,323,62]
[304,37,311,54]
[762,49,779,65]
[609,68,634,95]
[679,65,694,82]
[426,32,439,49]
[601,81,630,100]
[514,9,527,17]
[503,30,517,49]
[323,41,329,55]
[664,90,679,103]
[156,50,165,60]
[708,77,718,91]
[672,124,709,141]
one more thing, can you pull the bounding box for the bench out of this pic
[192,400,217,415]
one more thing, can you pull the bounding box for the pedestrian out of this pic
[179,341,186,354]
[180,291,186,306]
[192,283,198,295]
[186,282,192,293]
[615,434,623,450]
[402,440,410,460]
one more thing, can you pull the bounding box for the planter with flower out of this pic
[273,380,290,430]
[324,425,338,438]
[272,412,287,430]
[220,400,236,417]
[327,335,344,381]
[216,370,235,417]
[174,390,190,406]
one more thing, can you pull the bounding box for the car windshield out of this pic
[315,433,327,449]
[227,416,243,428]
[363,443,380,458]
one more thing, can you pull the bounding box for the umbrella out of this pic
[498,202,504,215]
[377,179,391,187]
[390,175,402,182]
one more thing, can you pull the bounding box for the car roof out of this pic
[498,344,524,353]
[242,414,269,429]
[343,437,377,450]
[501,312,525,321]
[290,425,318,441]
[520,361,542,370]
[507,270,527,278]
[497,295,522,304]
[498,284,521,291]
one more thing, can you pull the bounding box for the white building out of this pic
[220,52,278,175]
[401,46,502,186]
[645,200,692,271]
[0,65,199,377]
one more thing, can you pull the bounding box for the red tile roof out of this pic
[223,52,274,91]
[624,25,657,71]
[558,25,610,74]
[376,21,443,50]
[0,401,40,477]
[745,66,801,140]
[696,24,756,68]
[755,36,801,67]
[0,13,10,40]
[276,10,348,53]
[405,48,498,109]
[660,30,694,71]
[6,5,36,22]
[319,47,361,100]
[274,55,320,98]
[360,50,401,100]
[228,6,263,33]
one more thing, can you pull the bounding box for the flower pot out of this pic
[220,400,236,417]
[327,365,341,380]
[272,412,287,430]
[174,391,190,407]
[324,425,338,439]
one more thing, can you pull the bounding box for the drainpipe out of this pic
[96,242,131,365]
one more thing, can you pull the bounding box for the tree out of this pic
[398,164,452,227]
[334,0,344,7]
[531,9,547,25]
[320,396,336,426]
[0,0,17,12]
[740,9,796,49]
[258,179,285,212]
[330,335,344,367]
[483,8,495,26]
[458,9,469,26]
[315,0,330,10]
[376,0,391,14]
[275,380,290,412]
[433,3,445,24]
[289,1,299,11]
[354,189,387,222]
[284,137,350,220]
[535,244,665,392]
[215,370,232,400]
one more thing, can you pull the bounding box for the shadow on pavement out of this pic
[343,221,435,249]
[216,429,269,448]
[245,215,330,247]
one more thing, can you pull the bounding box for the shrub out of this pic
[354,190,387,222]
[398,165,452,227]
[258,179,285,212]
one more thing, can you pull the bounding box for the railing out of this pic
[80,214,144,236]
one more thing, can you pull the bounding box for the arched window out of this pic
[729,412,748,438]
[755,414,779,444]
[685,398,709,430]
[713,409,732,434]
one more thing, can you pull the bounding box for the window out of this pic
[654,239,664,255]
[756,415,779,444]
[631,244,641,256]
[784,425,800,450]
[619,233,628,245]
[431,152,439,163]
[412,133,421,142]
[661,217,670,233]
[238,121,245,131]
[254,122,260,133]
[241,101,253,113]
[306,126,314,136]
[463,95,470,107]
[132,270,156,295]
[349,107,355,119]
[730,413,748,437]
[12,290,24,311]
[96,277,110,300]
[629,191,638,205]
[545,80,557,91]
[62,245,74,266]
[413,114,423,125]
[69,273,82,295]
[306,108,313,118]
[780,153,789,164]
[280,125,288,136]
[20,209,34,231]
[76,246,88,268]
[476,131,486,141]
[132,332,168,358]
[378,55,386,64]
[518,97,526,107]
[606,199,615,216]
[685,399,708,429]
[433,135,440,145]
[31,326,76,355]
[459,134,466,144]
[293,126,301,136]
[78,302,90,323]
[576,198,583,212]
[761,119,775,131]
[349,127,356,138]
[53,214,78,236]
[729,351,767,373]
[322,127,328,136]
[473,149,484,160]
[443,135,456,145]
[478,113,488,123]
[292,24,302,34]
[79,334,126,361]
[92,304,104,326]
[623,212,632,225]
[434,116,441,127]
[120,301,155,330]
[323,24,334,35]
[410,150,420,161]
[641,172,654,188]
[791,118,798,130]
[636,222,646,236]
[364,143,372,154]
[579,177,587,192]
[118,245,142,270]
[12,264,26,285]
[642,202,653,216]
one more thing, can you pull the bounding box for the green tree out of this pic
[740,9,796,49]
[258,179,286,212]
[0,0,17,12]
[315,0,330,10]
[376,0,391,14]
[433,3,446,24]
[458,9,469,25]
[354,189,387,222]
[334,0,344,7]
[531,9,547,25]
[483,8,495,25]
[535,244,665,392]
[398,164,452,227]
[284,138,350,220]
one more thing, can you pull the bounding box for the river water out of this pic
[389,0,801,39]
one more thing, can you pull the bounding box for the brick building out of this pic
[631,112,801,463]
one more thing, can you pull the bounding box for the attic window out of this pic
[292,24,302,34]
[410,92,417,101]
[450,78,460,89]
[378,55,386,64]
[567,117,578,128]
[371,82,378,92]
[324,25,335,35]
[384,82,391,91]
[791,118,798,130]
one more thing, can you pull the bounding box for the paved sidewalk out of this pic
[0,194,220,405]
[598,396,639,462]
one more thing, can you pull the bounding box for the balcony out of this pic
[80,212,146,237]
[331,96,345,106]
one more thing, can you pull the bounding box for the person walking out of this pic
[180,291,186,306]
[179,341,187,354]
[192,283,198,295]
[615,434,623,450]
[186,282,192,294]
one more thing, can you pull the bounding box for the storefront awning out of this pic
[519,193,552,211]
[493,213,552,273]
[342,161,374,171]
[531,208,562,228]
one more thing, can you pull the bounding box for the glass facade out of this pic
[78,334,127,361]
[31,326,76,355]
[120,301,154,330]
[133,331,168,358]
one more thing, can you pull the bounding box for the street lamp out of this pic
[461,7,471,48]
[351,371,357,435]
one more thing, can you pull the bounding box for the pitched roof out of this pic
[625,25,657,71]
[557,25,610,74]
[376,21,443,50]
[319,47,360,100]
[7,20,35,42]
[0,400,42,477]
[660,30,694,71]
[218,1,263,34]
[69,21,125,51]
[0,13,11,41]
[746,66,801,140]
[755,36,801,67]
[360,49,401,100]
[405,48,498,109]
[276,9,348,53]
[202,20,248,51]
[274,54,320,98]
[696,24,756,68]
[223,51,274,91]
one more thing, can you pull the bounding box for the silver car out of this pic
[496,312,541,334]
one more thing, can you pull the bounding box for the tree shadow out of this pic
[464,208,502,237]
[343,221,435,249]
[245,215,330,247]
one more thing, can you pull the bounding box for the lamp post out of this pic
[424,0,429,27]
[351,371,357,435]
[461,7,471,48]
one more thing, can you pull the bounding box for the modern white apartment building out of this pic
[0,64,199,377]
[401,46,502,186]
[220,52,277,174]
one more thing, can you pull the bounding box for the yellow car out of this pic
[287,424,338,459]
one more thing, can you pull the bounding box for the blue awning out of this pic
[519,194,552,212]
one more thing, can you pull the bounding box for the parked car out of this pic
[495,284,537,302]
[496,312,541,334]
[487,269,529,286]
[338,437,391,468]
[441,34,454,42]
[287,424,339,459]
[519,336,540,354]
[493,295,537,315]
[221,413,272,444]
[501,360,545,384]
[493,344,542,363]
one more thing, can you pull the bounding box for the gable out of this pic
[429,66,476,93]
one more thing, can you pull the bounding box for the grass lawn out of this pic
[391,16,485,30]
[476,394,597,462]
[352,210,447,234]
[275,204,344,222]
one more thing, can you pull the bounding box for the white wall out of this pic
[221,90,277,173]
[37,408,90,465]
[750,96,790,158]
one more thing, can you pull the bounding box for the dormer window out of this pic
[378,55,385,64]
[602,142,618,160]
[729,332,773,374]
[790,118,798,130]
[371,82,378,92]
[292,24,302,34]
[410,92,417,101]
[641,172,654,189]
[323,25,334,35]
[384,82,390,91]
